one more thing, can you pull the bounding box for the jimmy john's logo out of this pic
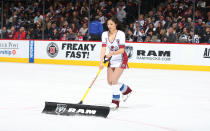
[203,48,210,58]
[47,42,59,58]
[137,50,171,61]
[125,46,133,59]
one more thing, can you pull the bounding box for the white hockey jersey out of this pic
[101,30,128,68]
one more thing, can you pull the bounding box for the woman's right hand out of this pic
[106,51,114,58]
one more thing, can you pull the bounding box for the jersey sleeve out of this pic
[101,32,107,47]
[119,31,125,48]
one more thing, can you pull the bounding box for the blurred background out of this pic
[0,0,209,43]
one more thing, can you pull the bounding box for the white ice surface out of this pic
[0,62,210,131]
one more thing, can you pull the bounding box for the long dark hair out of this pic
[106,16,125,32]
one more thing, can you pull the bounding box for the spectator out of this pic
[133,21,141,41]
[199,22,207,42]
[185,17,193,31]
[196,19,206,38]
[81,17,88,26]
[1,0,208,44]
[166,27,176,43]
[107,7,117,18]
[207,15,210,26]
[26,28,35,40]
[164,16,173,29]
[195,19,203,33]
[50,29,60,40]
[49,23,57,36]
[34,24,42,39]
[197,0,206,9]
[124,0,138,25]
[14,26,26,40]
[195,10,203,23]
[147,31,154,42]
[138,28,146,42]
[58,17,66,30]
[76,32,83,41]
[70,11,81,25]
[125,23,134,41]
[89,16,103,40]
[99,0,106,7]
[79,23,88,40]
[138,14,146,27]
[176,21,183,35]
[72,17,81,30]
[105,1,114,14]
[145,36,152,42]
[7,26,16,39]
[155,22,163,36]
[60,33,68,41]
[34,11,43,24]
[157,29,167,42]
[203,27,210,43]
[145,17,153,28]
[98,10,107,28]
[70,23,79,34]
[188,31,194,43]
[127,23,134,33]
[67,28,77,40]
[80,2,89,18]
[154,15,166,28]
[44,22,52,40]
[148,11,155,22]
[145,23,155,36]
[59,20,69,35]
[187,30,200,43]
[172,23,177,33]
[179,27,189,43]
[126,29,134,42]
[116,5,126,23]
[1,26,8,39]
[200,26,209,43]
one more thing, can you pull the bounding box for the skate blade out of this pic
[123,92,132,102]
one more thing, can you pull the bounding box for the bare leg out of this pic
[111,67,124,84]
[108,67,132,108]
[107,67,114,85]
[107,67,125,108]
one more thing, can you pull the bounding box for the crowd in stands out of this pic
[0,0,209,43]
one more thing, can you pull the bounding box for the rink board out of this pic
[0,40,209,71]
[34,59,210,71]
[0,40,31,63]
[33,40,210,71]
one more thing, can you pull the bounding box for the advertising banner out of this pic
[0,39,209,71]
[35,41,101,61]
[125,43,210,66]
[0,40,29,63]
[194,46,210,66]
[0,40,29,58]
[125,43,179,64]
